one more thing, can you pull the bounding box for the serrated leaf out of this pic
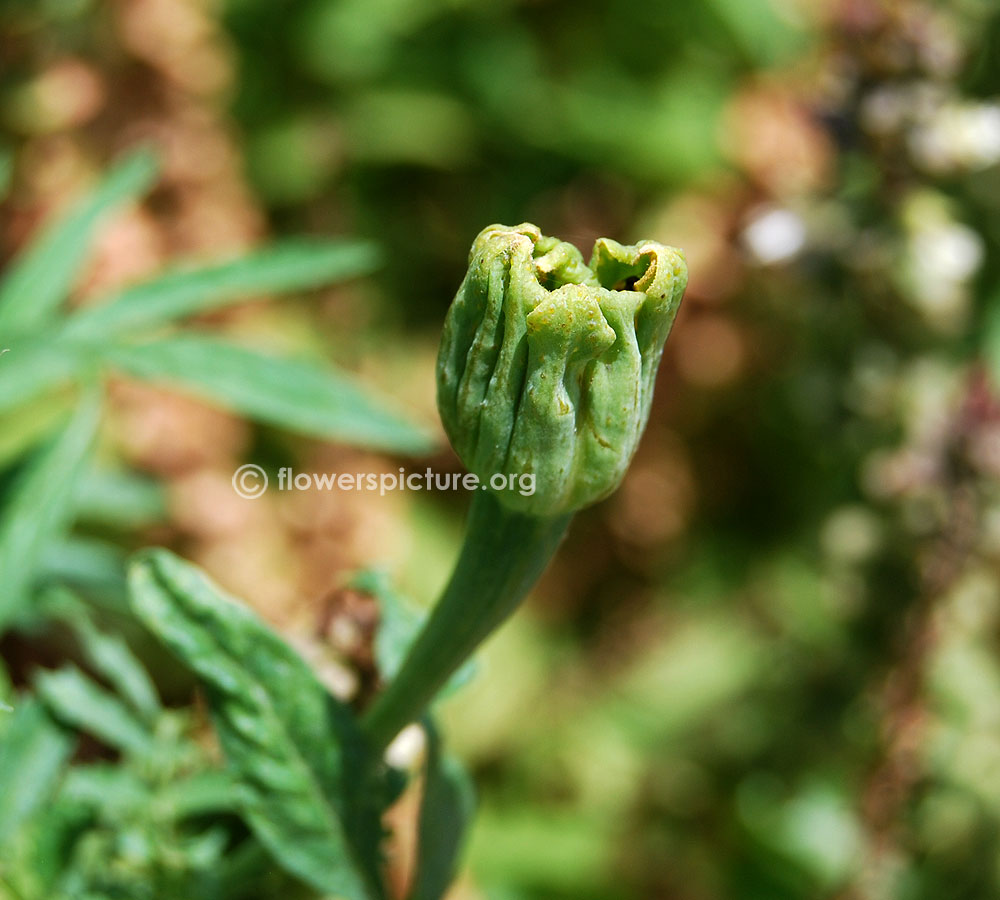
[409,721,475,900]
[128,548,385,900]
[63,239,380,338]
[107,335,434,454]
[0,698,73,843]
[0,149,158,337]
[34,665,153,756]
[0,388,102,629]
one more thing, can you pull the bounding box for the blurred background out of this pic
[2,0,1000,898]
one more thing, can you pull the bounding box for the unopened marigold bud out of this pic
[437,223,687,515]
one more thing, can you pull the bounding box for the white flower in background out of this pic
[862,82,944,137]
[899,192,984,332]
[909,101,1000,173]
[860,79,1000,175]
[742,206,807,265]
[916,222,982,279]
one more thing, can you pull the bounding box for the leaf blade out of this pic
[0,149,158,336]
[72,465,166,530]
[0,699,73,843]
[34,665,153,756]
[40,589,161,723]
[107,335,434,454]
[0,337,96,418]
[63,239,381,337]
[0,388,102,629]
[409,721,475,900]
[128,548,383,900]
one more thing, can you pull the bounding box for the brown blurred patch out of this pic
[722,82,834,197]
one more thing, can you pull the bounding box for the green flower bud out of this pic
[437,223,687,515]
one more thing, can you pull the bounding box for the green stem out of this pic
[361,490,570,753]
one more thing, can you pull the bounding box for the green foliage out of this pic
[0,147,430,634]
[71,466,166,532]
[409,720,475,900]
[0,144,442,897]
[128,549,389,899]
[61,239,381,338]
[55,606,160,726]
[0,389,101,626]
[0,150,157,336]
[0,593,306,900]
[0,699,73,844]
[357,569,476,696]
[107,335,432,454]
[34,664,154,756]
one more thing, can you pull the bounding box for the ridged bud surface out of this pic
[437,223,687,515]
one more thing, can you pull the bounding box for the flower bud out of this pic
[437,223,687,515]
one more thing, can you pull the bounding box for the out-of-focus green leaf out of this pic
[409,720,475,900]
[73,466,166,529]
[158,771,241,819]
[39,536,129,609]
[703,0,804,65]
[295,0,446,83]
[41,589,161,723]
[983,291,1000,389]
[107,335,434,454]
[0,149,158,336]
[0,698,73,842]
[63,239,381,337]
[8,804,92,899]
[0,338,96,417]
[0,388,76,468]
[361,569,424,682]
[0,145,13,201]
[128,548,384,900]
[246,117,340,204]
[34,665,153,756]
[558,73,727,182]
[75,617,161,723]
[737,778,863,889]
[59,764,150,814]
[344,90,475,167]
[76,618,161,722]
[0,660,11,711]
[467,807,615,892]
[0,388,101,628]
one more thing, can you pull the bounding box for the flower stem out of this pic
[361,490,570,754]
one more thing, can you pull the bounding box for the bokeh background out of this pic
[3,0,1000,898]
